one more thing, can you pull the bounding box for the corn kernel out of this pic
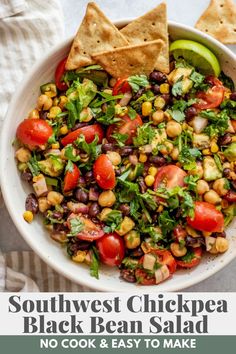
[231,136,236,142]
[210,142,219,153]
[157,205,164,212]
[142,101,152,116]
[58,96,68,110]
[48,106,61,119]
[23,210,34,223]
[59,125,68,135]
[144,175,155,186]
[202,148,211,155]
[139,153,147,163]
[148,166,158,176]
[160,83,170,94]
[72,250,87,263]
[154,96,166,110]
[51,142,60,149]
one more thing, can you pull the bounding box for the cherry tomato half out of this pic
[176,247,202,269]
[112,78,132,96]
[64,163,80,192]
[187,201,224,233]
[68,214,104,241]
[16,119,53,146]
[106,114,143,145]
[55,57,68,91]
[61,124,104,146]
[135,249,177,285]
[193,76,225,110]
[93,154,116,190]
[96,232,125,266]
[154,165,187,190]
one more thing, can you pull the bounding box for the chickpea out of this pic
[106,151,121,166]
[152,110,164,125]
[159,141,173,155]
[204,190,221,205]
[170,242,187,257]
[58,96,68,110]
[47,191,64,206]
[124,230,141,249]
[48,106,62,119]
[196,179,210,195]
[215,237,229,253]
[38,197,51,213]
[209,243,219,254]
[166,121,182,138]
[186,225,199,238]
[116,216,135,236]
[37,94,53,110]
[99,208,113,221]
[213,178,229,196]
[28,109,39,119]
[15,147,31,163]
[98,191,116,207]
[170,147,179,160]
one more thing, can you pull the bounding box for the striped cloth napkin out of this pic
[0,0,89,292]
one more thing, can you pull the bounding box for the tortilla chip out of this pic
[65,2,129,70]
[92,40,164,78]
[195,0,236,44]
[120,2,169,74]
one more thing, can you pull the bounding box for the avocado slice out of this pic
[223,142,236,162]
[203,156,222,182]
[38,156,65,177]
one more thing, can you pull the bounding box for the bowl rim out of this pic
[1,20,236,292]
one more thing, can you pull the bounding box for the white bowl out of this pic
[1,21,236,292]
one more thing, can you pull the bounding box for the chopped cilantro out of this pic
[27,155,40,177]
[202,109,229,137]
[133,122,155,147]
[128,107,138,120]
[128,75,149,92]
[65,160,74,173]
[122,257,139,270]
[112,132,128,147]
[158,211,176,236]
[64,144,80,162]
[172,76,184,97]
[184,175,199,191]
[95,103,121,125]
[67,217,84,237]
[103,210,123,233]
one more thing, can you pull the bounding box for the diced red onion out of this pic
[119,92,132,107]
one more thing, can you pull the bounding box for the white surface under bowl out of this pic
[1,20,236,292]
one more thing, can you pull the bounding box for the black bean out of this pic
[68,240,90,255]
[51,211,63,220]
[185,106,198,121]
[40,111,48,120]
[223,168,231,178]
[119,146,133,157]
[151,84,160,94]
[25,193,39,214]
[53,223,68,232]
[218,133,232,146]
[119,204,130,216]
[61,202,70,214]
[77,176,86,187]
[230,92,236,101]
[74,188,88,203]
[149,155,166,166]
[84,171,94,184]
[120,269,136,283]
[212,231,226,238]
[21,171,33,182]
[101,143,116,153]
[132,88,145,101]
[77,240,91,251]
[231,181,236,190]
[129,247,144,258]
[138,177,147,193]
[149,71,166,83]
[89,202,100,217]
[71,122,88,131]
[161,93,171,105]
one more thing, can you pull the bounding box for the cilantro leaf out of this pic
[128,75,149,92]
[111,132,128,147]
[184,175,199,191]
[172,76,184,97]
[65,160,74,173]
[90,247,100,279]
[133,122,156,147]
[202,109,229,137]
[67,217,84,237]
[103,210,123,233]
[27,155,40,177]
[158,211,176,236]
[65,99,82,128]
[95,103,121,125]
[128,107,138,120]
[190,70,208,91]
[75,135,100,165]
[122,257,139,270]
[64,144,80,162]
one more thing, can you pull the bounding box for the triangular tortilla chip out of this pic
[195,0,236,44]
[120,2,169,74]
[65,2,129,70]
[92,40,164,78]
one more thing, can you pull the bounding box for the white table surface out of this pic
[0,0,235,291]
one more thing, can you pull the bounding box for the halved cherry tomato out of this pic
[176,247,202,269]
[68,214,104,241]
[16,119,53,146]
[93,154,116,190]
[64,164,80,192]
[135,249,177,285]
[187,201,224,233]
[224,190,236,203]
[55,57,68,91]
[106,114,143,145]
[96,233,125,266]
[154,165,187,190]
[61,124,104,146]
[112,78,132,95]
[193,76,225,110]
